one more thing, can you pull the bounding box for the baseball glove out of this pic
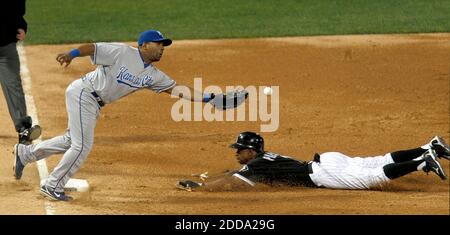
[210,89,248,110]
[176,180,203,192]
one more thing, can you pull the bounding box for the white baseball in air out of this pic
[263,87,273,95]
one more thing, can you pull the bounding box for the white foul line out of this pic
[17,43,55,215]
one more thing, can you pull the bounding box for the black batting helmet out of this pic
[229,131,264,153]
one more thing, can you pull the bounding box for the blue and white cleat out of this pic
[40,185,73,201]
[13,144,25,180]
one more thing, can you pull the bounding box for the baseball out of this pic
[263,87,273,95]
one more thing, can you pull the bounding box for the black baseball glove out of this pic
[209,89,248,110]
[177,180,203,191]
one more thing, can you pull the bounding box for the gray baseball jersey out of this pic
[84,42,176,103]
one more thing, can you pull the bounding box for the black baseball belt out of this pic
[307,153,321,174]
[307,162,314,174]
[91,91,105,107]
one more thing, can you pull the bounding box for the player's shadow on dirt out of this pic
[0,180,33,192]
[372,177,448,192]
[95,134,226,145]
[0,134,16,140]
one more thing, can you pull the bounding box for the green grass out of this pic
[26,0,450,45]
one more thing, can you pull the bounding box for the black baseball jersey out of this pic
[233,152,317,187]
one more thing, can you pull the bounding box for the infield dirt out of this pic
[0,33,448,214]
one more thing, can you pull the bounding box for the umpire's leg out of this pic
[0,42,32,132]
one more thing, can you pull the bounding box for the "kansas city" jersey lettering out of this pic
[116,66,153,88]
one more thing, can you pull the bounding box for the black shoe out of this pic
[40,185,73,201]
[13,144,25,180]
[429,136,450,160]
[18,125,41,145]
[423,150,447,180]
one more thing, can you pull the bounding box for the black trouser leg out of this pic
[383,159,425,180]
[390,148,427,163]
[0,43,31,132]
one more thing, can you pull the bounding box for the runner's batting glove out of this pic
[177,180,203,192]
[191,171,209,181]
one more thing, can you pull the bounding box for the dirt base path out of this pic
[0,33,448,214]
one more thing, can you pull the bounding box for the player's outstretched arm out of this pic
[56,43,95,67]
[164,85,214,102]
[177,174,251,192]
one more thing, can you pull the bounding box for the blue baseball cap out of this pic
[138,30,172,47]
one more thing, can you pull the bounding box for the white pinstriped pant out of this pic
[308,152,394,189]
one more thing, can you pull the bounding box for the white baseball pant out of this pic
[308,152,394,189]
[17,79,100,192]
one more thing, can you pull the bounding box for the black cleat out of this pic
[429,136,450,160]
[423,149,447,180]
[18,125,41,145]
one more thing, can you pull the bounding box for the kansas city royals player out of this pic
[178,132,449,191]
[12,29,216,201]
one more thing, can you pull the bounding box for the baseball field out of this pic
[0,1,449,215]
